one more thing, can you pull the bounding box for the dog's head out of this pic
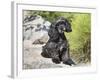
[55,17,72,33]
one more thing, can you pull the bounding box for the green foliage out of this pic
[65,13,91,50]
[64,13,91,63]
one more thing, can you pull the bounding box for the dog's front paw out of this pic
[52,58,61,64]
[63,59,76,66]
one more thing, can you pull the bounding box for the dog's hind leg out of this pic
[41,50,51,58]
[41,47,51,58]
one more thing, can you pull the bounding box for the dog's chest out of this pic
[58,34,66,41]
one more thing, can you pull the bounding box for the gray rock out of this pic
[23,15,51,44]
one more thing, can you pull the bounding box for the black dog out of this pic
[41,17,75,66]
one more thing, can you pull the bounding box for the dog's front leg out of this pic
[61,48,75,66]
[51,51,61,64]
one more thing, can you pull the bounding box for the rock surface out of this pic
[23,46,71,69]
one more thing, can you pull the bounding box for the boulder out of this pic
[23,15,51,44]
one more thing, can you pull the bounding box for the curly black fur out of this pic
[41,17,75,66]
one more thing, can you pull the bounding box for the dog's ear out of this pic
[48,24,59,41]
[52,23,55,27]
[50,22,57,29]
